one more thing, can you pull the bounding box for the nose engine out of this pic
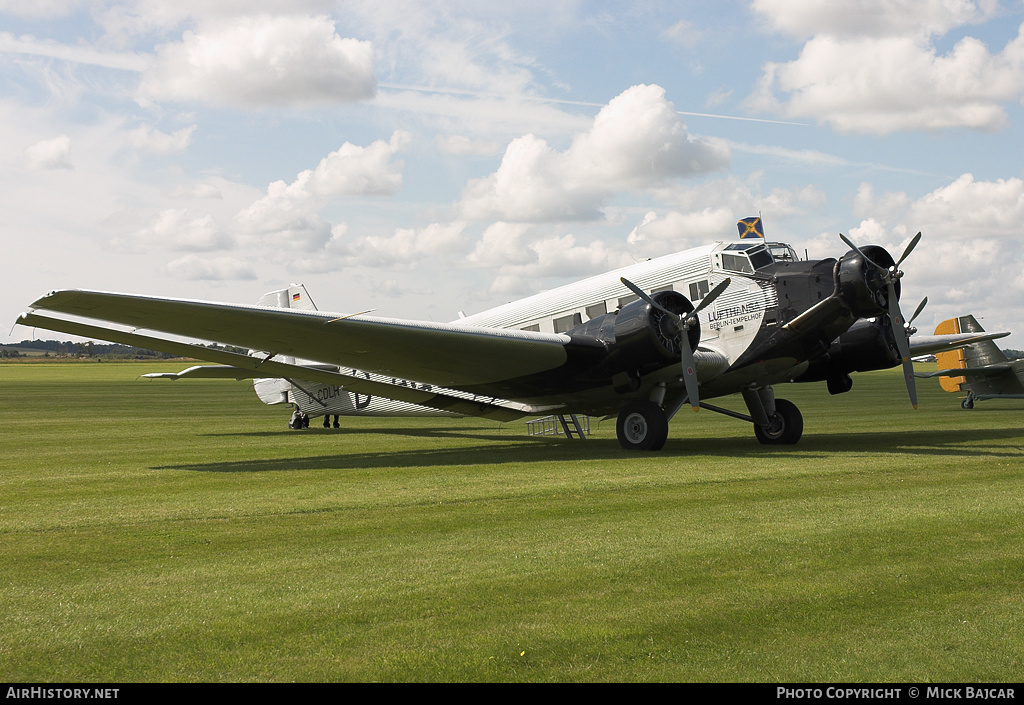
[837,244,900,318]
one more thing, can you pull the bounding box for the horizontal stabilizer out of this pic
[914,364,1012,379]
[908,331,1010,356]
[142,363,341,381]
[142,365,258,380]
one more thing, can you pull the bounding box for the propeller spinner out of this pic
[620,276,731,412]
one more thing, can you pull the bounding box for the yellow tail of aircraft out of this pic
[925,314,1022,408]
[933,317,969,393]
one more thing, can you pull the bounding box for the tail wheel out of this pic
[616,400,669,451]
[754,398,803,445]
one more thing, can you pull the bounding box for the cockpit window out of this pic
[723,242,774,271]
[748,248,773,270]
[721,251,753,273]
[768,243,799,262]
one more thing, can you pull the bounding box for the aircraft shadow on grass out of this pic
[154,426,1024,474]
[200,424,540,443]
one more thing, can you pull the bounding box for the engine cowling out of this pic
[836,244,901,318]
[609,290,699,373]
[799,316,902,385]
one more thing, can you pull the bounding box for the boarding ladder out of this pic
[526,414,589,439]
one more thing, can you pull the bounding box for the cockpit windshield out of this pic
[767,242,800,263]
[722,242,774,272]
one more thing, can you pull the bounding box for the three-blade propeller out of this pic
[620,276,731,412]
[839,232,922,409]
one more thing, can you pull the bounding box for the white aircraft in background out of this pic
[17,219,1006,450]
[140,284,465,428]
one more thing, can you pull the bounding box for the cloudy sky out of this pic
[4,0,1024,346]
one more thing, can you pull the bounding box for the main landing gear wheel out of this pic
[753,398,803,445]
[616,400,669,451]
[961,395,975,410]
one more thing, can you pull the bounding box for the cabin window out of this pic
[689,280,710,301]
[586,302,607,319]
[521,324,540,332]
[617,294,639,308]
[553,313,583,333]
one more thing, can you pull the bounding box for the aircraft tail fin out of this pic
[252,284,319,374]
[933,315,1007,393]
[255,284,319,312]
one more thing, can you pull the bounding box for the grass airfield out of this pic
[1,361,1022,682]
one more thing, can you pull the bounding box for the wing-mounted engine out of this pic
[797,233,922,403]
[799,316,903,391]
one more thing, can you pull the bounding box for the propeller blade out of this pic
[908,296,928,327]
[839,233,884,271]
[621,275,712,411]
[677,280,729,411]
[895,232,922,267]
[691,277,731,317]
[887,283,910,359]
[901,356,918,410]
[620,277,675,317]
[842,230,922,408]
[887,282,918,409]
[679,334,700,412]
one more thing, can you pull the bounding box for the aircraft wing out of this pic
[908,331,1010,356]
[17,309,559,421]
[22,289,570,388]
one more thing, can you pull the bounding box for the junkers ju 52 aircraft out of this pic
[16,221,1001,450]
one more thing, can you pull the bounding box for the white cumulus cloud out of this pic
[457,84,730,222]
[749,28,1024,133]
[24,134,73,170]
[125,208,232,252]
[751,0,1000,39]
[237,131,411,251]
[126,124,197,154]
[337,221,467,268]
[136,15,376,108]
[462,223,632,296]
[827,172,1024,332]
[748,0,1024,135]
[164,254,257,281]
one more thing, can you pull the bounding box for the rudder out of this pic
[933,317,966,393]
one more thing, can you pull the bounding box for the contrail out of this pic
[378,82,807,126]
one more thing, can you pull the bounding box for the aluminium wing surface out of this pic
[25,289,570,389]
[17,309,550,421]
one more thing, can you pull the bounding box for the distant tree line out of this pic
[1,340,248,359]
